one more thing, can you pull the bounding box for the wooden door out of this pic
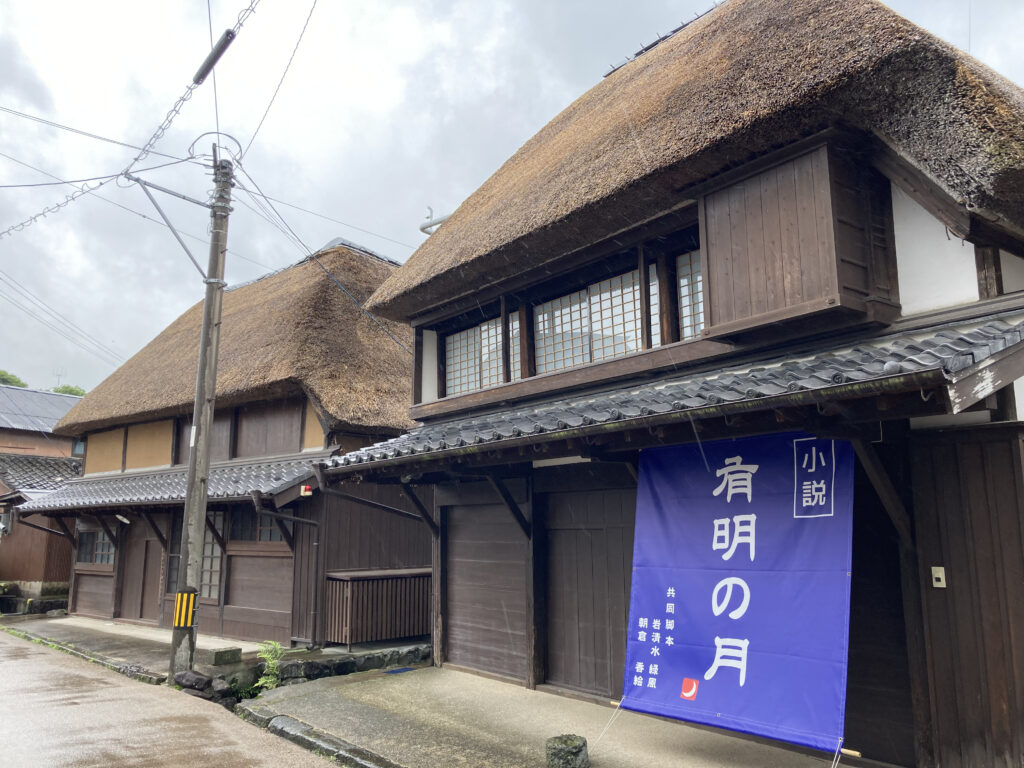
[140,539,162,621]
[121,522,162,622]
[544,487,635,698]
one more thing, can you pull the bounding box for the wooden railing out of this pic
[323,567,431,645]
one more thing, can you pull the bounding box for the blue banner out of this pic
[622,432,854,752]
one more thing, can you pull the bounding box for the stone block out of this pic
[182,687,214,701]
[208,647,242,666]
[174,669,212,691]
[280,677,308,686]
[415,645,432,662]
[546,734,589,768]
[355,652,385,672]
[332,657,357,676]
[210,678,232,696]
[302,660,331,679]
[278,659,305,680]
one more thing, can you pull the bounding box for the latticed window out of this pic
[649,262,661,347]
[590,270,642,363]
[444,316,523,395]
[199,510,223,599]
[534,270,646,374]
[77,529,113,565]
[534,289,591,374]
[677,250,704,340]
[444,325,480,396]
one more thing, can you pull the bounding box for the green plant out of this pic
[254,640,284,691]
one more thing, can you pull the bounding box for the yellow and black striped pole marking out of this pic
[173,590,198,628]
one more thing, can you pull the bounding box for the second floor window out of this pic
[445,315,523,396]
[677,250,704,340]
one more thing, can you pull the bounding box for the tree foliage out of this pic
[52,384,86,397]
[0,370,27,387]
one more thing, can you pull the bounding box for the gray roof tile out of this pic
[17,452,330,513]
[0,453,81,492]
[0,386,80,433]
[326,316,1024,473]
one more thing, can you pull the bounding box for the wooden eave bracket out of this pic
[944,341,1024,414]
[140,510,168,550]
[400,482,439,538]
[486,475,531,539]
[16,513,73,541]
[315,462,437,536]
[205,509,228,552]
[851,439,913,550]
[94,514,119,547]
[249,489,294,550]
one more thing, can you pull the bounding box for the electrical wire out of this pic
[0,286,122,367]
[242,0,318,159]
[0,267,125,364]
[0,105,193,164]
[0,150,274,272]
[207,0,221,145]
[252,193,416,250]
[230,161,412,355]
[1,0,263,239]
[0,153,194,189]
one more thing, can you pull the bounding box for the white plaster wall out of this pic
[421,329,438,403]
[1000,250,1024,293]
[892,183,978,314]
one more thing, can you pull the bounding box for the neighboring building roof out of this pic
[366,0,1024,320]
[0,453,81,493]
[324,313,1024,474]
[0,385,81,433]
[55,245,414,437]
[17,451,330,513]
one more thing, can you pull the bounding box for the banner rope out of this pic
[829,737,844,768]
[591,699,626,749]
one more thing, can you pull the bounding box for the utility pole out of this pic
[169,149,233,676]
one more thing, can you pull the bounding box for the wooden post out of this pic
[525,479,546,689]
[638,246,652,350]
[432,502,447,667]
[975,245,1003,299]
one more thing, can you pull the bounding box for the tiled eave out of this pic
[17,451,333,514]
[322,315,1024,479]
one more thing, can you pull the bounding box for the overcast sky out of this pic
[1,0,1022,392]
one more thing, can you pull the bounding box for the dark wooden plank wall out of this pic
[291,486,432,643]
[72,572,114,618]
[224,552,293,643]
[911,429,1024,768]
[235,399,303,459]
[845,459,916,767]
[322,571,431,645]
[0,521,71,583]
[442,480,529,681]
[704,145,836,328]
[175,411,234,465]
[543,485,636,699]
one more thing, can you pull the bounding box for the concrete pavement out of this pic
[243,665,838,768]
[0,630,330,768]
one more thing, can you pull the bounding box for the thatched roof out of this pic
[367,0,1024,321]
[56,245,413,436]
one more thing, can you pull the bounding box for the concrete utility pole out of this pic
[169,151,233,676]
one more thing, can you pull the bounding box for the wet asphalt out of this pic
[0,631,328,768]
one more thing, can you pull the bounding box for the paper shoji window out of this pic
[677,250,704,341]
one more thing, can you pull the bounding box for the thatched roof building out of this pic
[56,244,413,436]
[366,0,1024,321]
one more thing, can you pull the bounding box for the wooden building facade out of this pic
[18,245,432,645]
[318,1,1024,766]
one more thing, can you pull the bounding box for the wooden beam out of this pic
[520,305,536,378]
[273,516,295,551]
[204,513,226,552]
[432,504,447,667]
[95,515,119,548]
[52,516,74,542]
[140,510,168,551]
[320,486,422,523]
[16,517,72,540]
[638,246,652,350]
[975,245,1004,300]
[400,483,439,538]
[486,475,531,539]
[413,327,424,406]
[945,341,1024,414]
[851,439,913,549]
[501,296,512,384]
[657,253,680,345]
[525,484,545,689]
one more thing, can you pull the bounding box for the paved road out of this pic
[0,631,327,768]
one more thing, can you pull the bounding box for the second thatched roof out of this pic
[56,245,413,437]
[367,0,1024,321]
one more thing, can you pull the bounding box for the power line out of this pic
[0,0,264,239]
[207,0,222,143]
[0,285,122,367]
[254,193,416,250]
[231,162,412,355]
[0,150,274,272]
[0,268,125,364]
[0,153,193,189]
[0,105,193,163]
[242,0,318,158]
